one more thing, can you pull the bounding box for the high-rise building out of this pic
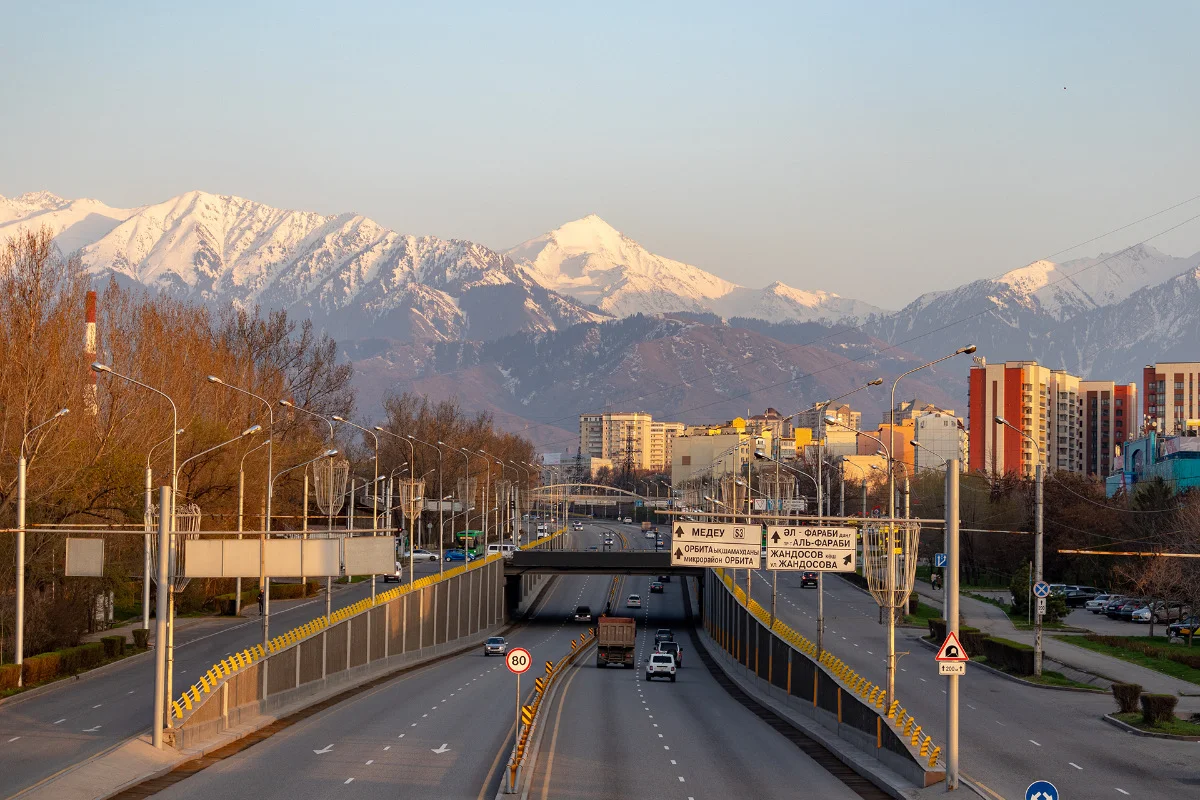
[1142,362,1200,435]
[578,412,682,472]
[794,403,860,433]
[1081,381,1137,477]
[968,360,1113,478]
[913,411,967,473]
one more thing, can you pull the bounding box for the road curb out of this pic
[1101,713,1200,741]
[913,636,1106,693]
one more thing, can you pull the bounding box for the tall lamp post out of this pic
[15,407,69,685]
[996,415,1045,676]
[145,428,184,631]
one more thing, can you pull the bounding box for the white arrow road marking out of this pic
[313,744,335,754]
[431,743,450,754]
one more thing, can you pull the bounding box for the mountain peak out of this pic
[16,190,67,208]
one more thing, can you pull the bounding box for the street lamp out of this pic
[15,407,69,686]
[996,415,1045,676]
[144,428,185,630]
[910,439,948,471]
[271,449,339,625]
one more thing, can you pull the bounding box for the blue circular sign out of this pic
[1026,780,1058,800]
[1033,581,1051,598]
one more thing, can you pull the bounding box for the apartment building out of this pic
[1080,381,1137,477]
[913,411,967,472]
[794,403,860,433]
[1143,362,1200,435]
[578,412,683,472]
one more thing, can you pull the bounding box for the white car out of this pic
[645,531,655,539]
[486,543,517,558]
[626,594,642,608]
[402,548,438,562]
[1086,594,1122,614]
[572,522,583,531]
[645,652,676,682]
[623,517,633,524]
[382,561,404,582]
[537,524,547,533]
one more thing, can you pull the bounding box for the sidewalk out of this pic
[913,581,1200,709]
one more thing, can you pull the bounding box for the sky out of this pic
[2,1,1199,308]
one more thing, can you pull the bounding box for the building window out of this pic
[681,456,691,465]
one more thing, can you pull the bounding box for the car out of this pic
[645,652,676,681]
[654,628,673,644]
[486,543,517,558]
[1168,615,1200,639]
[573,605,593,623]
[572,522,583,531]
[658,575,671,583]
[645,531,656,539]
[626,594,642,608]
[483,636,508,656]
[402,548,438,562]
[649,581,664,593]
[1064,586,1104,607]
[445,549,477,562]
[623,517,633,524]
[1086,594,1123,613]
[1103,595,1131,617]
[800,571,819,588]
[537,524,547,533]
[655,640,682,667]
[382,561,404,582]
[1114,598,1148,621]
[1133,600,1187,623]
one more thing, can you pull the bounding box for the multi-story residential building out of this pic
[794,403,860,433]
[1080,381,1137,477]
[861,422,917,473]
[968,360,1129,478]
[1142,362,1200,435]
[671,432,754,485]
[887,399,954,425]
[578,412,683,472]
[913,411,967,472]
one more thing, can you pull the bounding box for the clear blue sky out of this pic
[3,1,1199,307]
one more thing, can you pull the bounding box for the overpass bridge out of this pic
[504,548,703,577]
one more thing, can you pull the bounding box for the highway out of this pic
[745,567,1198,800]
[0,559,448,798]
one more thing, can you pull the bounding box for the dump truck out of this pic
[596,615,636,667]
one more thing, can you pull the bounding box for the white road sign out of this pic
[671,523,756,544]
[939,662,966,676]
[671,540,760,568]
[765,526,856,572]
[506,647,532,675]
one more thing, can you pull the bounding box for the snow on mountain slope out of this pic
[0,191,135,255]
[505,214,884,322]
[995,244,1200,320]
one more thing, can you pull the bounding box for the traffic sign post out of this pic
[1025,780,1058,800]
[1033,581,1051,598]
[944,460,961,789]
[764,526,856,572]
[506,647,531,738]
[670,523,760,568]
[934,553,947,568]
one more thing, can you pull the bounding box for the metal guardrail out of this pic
[503,626,596,793]
[172,525,571,722]
[714,569,941,768]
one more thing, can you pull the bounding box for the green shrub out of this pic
[101,635,126,658]
[981,636,1035,675]
[1084,634,1200,669]
[0,664,20,690]
[1141,693,1178,726]
[22,652,61,684]
[960,627,986,657]
[1111,683,1142,714]
[132,628,150,649]
[929,618,947,643]
[1009,564,1031,616]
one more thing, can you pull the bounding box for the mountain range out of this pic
[4,188,1198,446]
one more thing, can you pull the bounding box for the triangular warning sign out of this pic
[935,631,970,662]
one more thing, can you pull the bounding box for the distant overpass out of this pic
[504,549,703,577]
[529,482,671,507]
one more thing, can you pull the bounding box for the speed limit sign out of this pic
[506,647,532,675]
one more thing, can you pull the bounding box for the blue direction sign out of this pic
[1033,581,1051,599]
[1025,780,1058,800]
[934,553,947,568]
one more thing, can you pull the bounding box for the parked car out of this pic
[402,548,438,562]
[800,571,819,588]
[655,640,682,667]
[1112,598,1148,621]
[1064,586,1104,607]
[1167,615,1200,639]
[1103,595,1131,617]
[626,594,642,608]
[649,581,664,593]
[483,636,508,656]
[382,561,404,583]
[645,652,676,682]
[654,628,674,644]
[1086,594,1123,614]
[1133,601,1187,623]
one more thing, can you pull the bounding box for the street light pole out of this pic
[145,429,183,631]
[15,408,69,686]
[996,415,1045,676]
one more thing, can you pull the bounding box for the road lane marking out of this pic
[54,719,65,724]
[670,759,676,765]
[995,721,1004,726]
[1029,740,1041,747]
[8,736,20,742]
[1116,790,1129,795]
[967,704,976,710]
[83,726,102,732]
[92,704,102,708]
[411,723,418,727]
[1069,763,1082,770]
[365,760,374,765]
[314,744,334,754]
[398,734,405,738]
[384,746,391,751]
[344,778,354,784]
[678,777,685,782]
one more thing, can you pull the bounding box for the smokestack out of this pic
[85,290,98,415]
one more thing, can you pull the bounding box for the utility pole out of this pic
[945,458,961,789]
[152,486,171,748]
[1034,462,1044,677]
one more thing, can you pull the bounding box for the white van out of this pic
[487,543,518,558]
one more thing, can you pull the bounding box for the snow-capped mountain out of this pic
[505,214,884,324]
[1,190,603,342]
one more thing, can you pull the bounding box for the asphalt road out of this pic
[0,558,448,798]
[525,572,863,800]
[745,568,1198,800]
[147,524,633,800]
